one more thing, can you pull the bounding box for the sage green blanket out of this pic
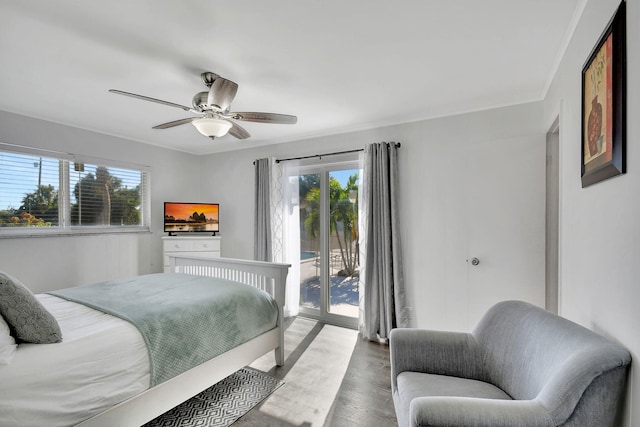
[49,273,279,386]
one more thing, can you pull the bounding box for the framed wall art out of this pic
[581,1,626,188]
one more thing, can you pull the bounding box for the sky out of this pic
[164,203,219,220]
[331,169,358,187]
[0,152,59,210]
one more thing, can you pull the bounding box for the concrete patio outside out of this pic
[299,255,359,317]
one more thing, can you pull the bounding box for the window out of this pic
[0,151,61,227]
[0,144,150,235]
[70,163,144,227]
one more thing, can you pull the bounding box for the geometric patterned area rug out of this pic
[143,367,284,427]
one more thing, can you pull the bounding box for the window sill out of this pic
[0,226,151,239]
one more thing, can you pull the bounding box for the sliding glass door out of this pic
[296,161,360,328]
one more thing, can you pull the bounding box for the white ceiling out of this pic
[0,1,584,155]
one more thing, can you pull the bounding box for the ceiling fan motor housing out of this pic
[192,91,211,111]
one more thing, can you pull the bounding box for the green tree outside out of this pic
[301,172,359,276]
[0,166,141,228]
[72,167,140,226]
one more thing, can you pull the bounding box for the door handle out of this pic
[468,257,480,266]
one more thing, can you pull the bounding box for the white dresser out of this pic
[162,236,221,272]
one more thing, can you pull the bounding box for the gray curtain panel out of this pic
[254,158,272,262]
[362,142,407,341]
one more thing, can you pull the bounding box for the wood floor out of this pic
[236,317,398,427]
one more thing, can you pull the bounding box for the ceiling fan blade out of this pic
[109,89,197,113]
[228,120,251,139]
[229,112,297,125]
[207,77,238,112]
[152,117,195,129]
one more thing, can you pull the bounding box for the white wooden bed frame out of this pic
[77,255,290,427]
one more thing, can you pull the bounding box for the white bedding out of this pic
[0,294,150,427]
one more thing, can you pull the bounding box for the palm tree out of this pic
[332,174,359,276]
[303,173,359,276]
[71,167,140,225]
[20,184,58,225]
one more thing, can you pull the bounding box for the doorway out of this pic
[295,161,360,329]
[546,118,560,314]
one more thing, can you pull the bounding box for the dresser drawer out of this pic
[162,236,222,272]
[192,239,220,252]
[163,240,194,252]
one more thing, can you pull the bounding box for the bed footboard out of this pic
[167,254,290,365]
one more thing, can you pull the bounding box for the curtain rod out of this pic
[273,142,401,164]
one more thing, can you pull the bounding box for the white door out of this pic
[433,136,546,331]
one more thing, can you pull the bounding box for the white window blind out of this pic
[0,144,150,234]
[70,163,143,227]
[0,151,61,227]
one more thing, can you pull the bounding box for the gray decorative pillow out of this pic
[0,272,62,344]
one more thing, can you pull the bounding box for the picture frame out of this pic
[581,1,626,188]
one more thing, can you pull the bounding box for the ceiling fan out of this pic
[109,72,297,140]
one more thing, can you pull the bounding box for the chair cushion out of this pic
[396,372,512,426]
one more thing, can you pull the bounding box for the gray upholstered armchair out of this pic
[390,301,631,427]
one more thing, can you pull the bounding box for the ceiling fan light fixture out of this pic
[191,117,232,137]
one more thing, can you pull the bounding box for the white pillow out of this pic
[0,314,17,365]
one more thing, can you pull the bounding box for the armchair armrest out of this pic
[389,328,481,390]
[409,397,555,427]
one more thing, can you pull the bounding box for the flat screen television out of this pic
[164,202,219,235]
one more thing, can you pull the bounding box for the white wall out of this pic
[544,0,639,424]
[201,101,546,332]
[0,110,202,293]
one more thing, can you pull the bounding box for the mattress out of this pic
[0,294,150,427]
[50,273,280,386]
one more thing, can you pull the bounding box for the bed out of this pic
[0,255,290,427]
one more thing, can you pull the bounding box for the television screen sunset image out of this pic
[164,202,219,233]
